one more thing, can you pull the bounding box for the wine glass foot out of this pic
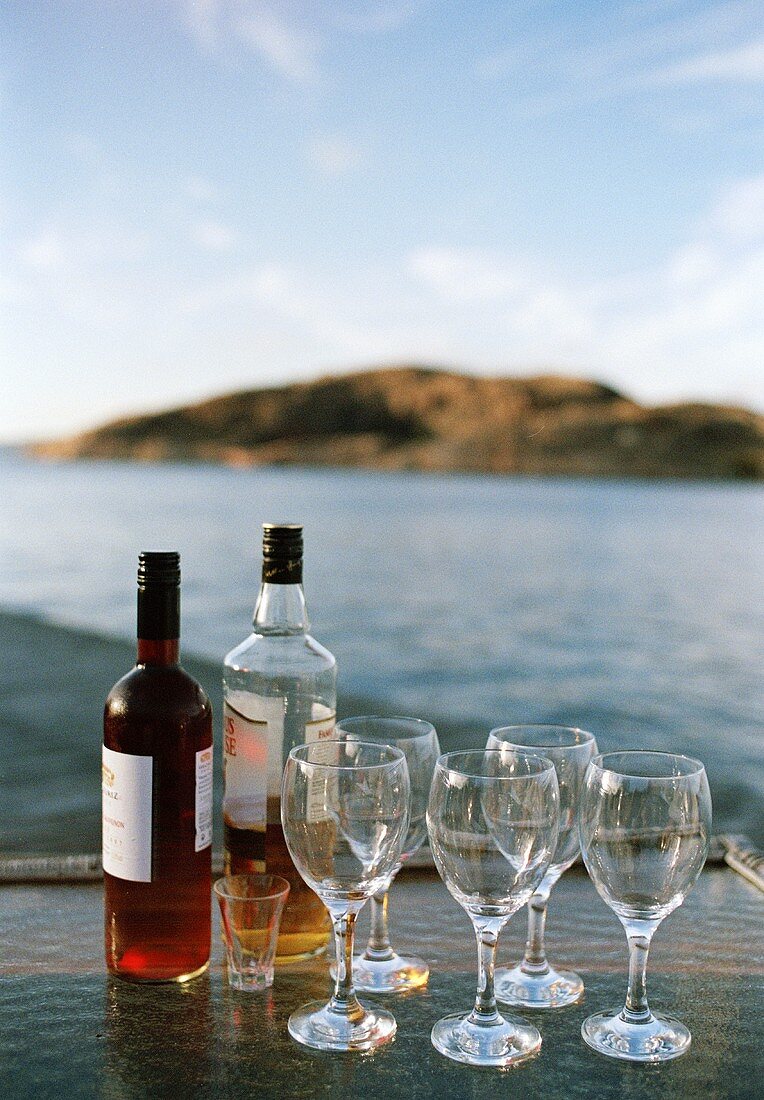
[495,963,584,1009]
[331,952,429,993]
[287,998,397,1052]
[431,1011,541,1067]
[581,1008,692,1062]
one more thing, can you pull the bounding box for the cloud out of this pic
[403,173,764,404]
[332,1,430,34]
[178,1,321,82]
[8,173,763,418]
[177,0,425,84]
[18,231,66,270]
[650,36,764,84]
[475,46,526,81]
[184,175,220,202]
[407,248,523,303]
[181,0,222,52]
[303,134,362,176]
[17,224,150,270]
[708,173,764,240]
[172,172,764,405]
[233,8,321,83]
[475,3,764,122]
[190,219,237,250]
[666,243,720,288]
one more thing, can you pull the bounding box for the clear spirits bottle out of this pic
[222,523,336,961]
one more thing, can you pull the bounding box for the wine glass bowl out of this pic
[427,749,560,1067]
[579,750,711,1062]
[332,715,441,993]
[487,724,597,1009]
[280,740,410,1052]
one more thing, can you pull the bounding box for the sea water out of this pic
[1,451,762,847]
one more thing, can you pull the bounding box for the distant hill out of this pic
[29,365,764,480]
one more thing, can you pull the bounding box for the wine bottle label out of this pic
[102,745,153,882]
[195,746,213,852]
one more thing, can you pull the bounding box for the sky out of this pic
[1,0,763,443]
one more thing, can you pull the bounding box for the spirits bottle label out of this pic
[305,711,336,745]
[195,746,213,852]
[223,696,335,829]
[102,745,153,882]
[305,710,337,823]
[223,699,268,830]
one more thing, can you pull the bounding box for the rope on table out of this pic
[0,836,760,887]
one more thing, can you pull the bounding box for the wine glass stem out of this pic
[622,919,658,1023]
[521,889,550,975]
[330,910,364,1022]
[470,920,503,1025]
[364,887,394,962]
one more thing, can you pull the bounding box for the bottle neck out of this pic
[136,583,180,662]
[137,638,180,665]
[253,582,309,635]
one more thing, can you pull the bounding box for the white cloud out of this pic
[17,225,150,270]
[475,4,764,123]
[190,219,237,250]
[177,0,425,84]
[332,1,430,34]
[304,134,362,176]
[175,181,761,401]
[651,37,764,84]
[666,243,720,287]
[708,173,764,240]
[408,248,523,303]
[475,46,526,81]
[234,9,321,83]
[184,175,220,202]
[8,174,764,422]
[18,231,66,270]
[403,173,764,405]
[181,0,222,52]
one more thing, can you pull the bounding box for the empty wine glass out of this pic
[280,740,410,1052]
[488,725,597,1008]
[427,749,559,1067]
[579,751,711,1062]
[332,715,440,993]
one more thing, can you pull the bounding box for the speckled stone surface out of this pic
[2,867,762,1099]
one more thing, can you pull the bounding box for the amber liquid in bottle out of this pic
[103,554,212,982]
[222,799,330,961]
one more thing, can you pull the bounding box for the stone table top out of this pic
[1,865,762,1099]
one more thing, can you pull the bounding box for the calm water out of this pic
[1,452,762,843]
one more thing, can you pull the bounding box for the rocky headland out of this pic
[30,366,764,480]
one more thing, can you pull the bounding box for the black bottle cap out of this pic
[138,551,181,588]
[261,524,303,584]
[137,551,181,639]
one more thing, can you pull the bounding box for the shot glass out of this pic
[214,873,290,991]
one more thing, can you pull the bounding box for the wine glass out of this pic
[280,740,410,1052]
[427,749,559,1067]
[488,724,597,1008]
[579,751,711,1062]
[332,716,440,992]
